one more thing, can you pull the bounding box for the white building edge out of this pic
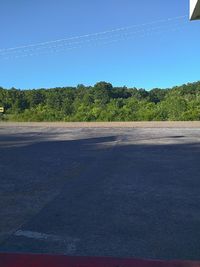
[190,0,200,20]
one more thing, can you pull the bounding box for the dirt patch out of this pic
[1,121,200,128]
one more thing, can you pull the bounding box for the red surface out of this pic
[0,254,200,267]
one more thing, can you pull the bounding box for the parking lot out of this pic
[0,123,200,260]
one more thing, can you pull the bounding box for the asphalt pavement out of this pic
[0,125,200,260]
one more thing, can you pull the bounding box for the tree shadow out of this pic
[0,131,200,261]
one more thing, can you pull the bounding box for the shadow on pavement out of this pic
[0,132,200,261]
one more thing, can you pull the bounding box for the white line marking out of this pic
[14,230,80,253]
[15,230,62,241]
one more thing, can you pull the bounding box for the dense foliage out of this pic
[0,81,200,121]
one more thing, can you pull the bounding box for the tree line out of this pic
[0,81,200,121]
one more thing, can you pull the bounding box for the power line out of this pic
[2,23,188,60]
[0,15,187,54]
[0,20,187,56]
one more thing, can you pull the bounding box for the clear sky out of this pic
[0,0,199,90]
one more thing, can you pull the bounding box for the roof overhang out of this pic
[190,0,200,20]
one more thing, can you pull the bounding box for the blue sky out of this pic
[0,0,199,90]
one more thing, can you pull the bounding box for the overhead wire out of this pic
[0,20,187,56]
[0,15,188,59]
[2,23,188,60]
